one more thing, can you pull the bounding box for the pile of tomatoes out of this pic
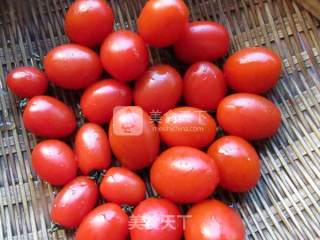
[6,0,282,239]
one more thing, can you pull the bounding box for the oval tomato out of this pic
[217,93,281,140]
[51,176,98,228]
[74,123,111,175]
[207,136,261,192]
[184,62,226,110]
[134,64,183,114]
[130,198,183,240]
[76,203,129,240]
[44,44,102,89]
[100,167,146,205]
[23,96,76,138]
[150,146,219,203]
[158,107,216,148]
[185,199,245,240]
[64,0,114,47]
[100,31,149,82]
[109,106,160,170]
[224,47,281,94]
[137,0,189,48]
[80,79,132,124]
[174,21,229,64]
[31,140,77,186]
[6,66,48,98]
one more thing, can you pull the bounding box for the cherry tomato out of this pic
[44,44,102,89]
[217,93,281,140]
[207,136,261,192]
[150,146,219,203]
[64,0,114,47]
[174,21,229,64]
[23,96,76,138]
[130,198,183,240]
[80,79,132,124]
[184,62,226,110]
[109,106,160,170]
[137,0,189,48]
[134,64,183,114]
[158,107,216,148]
[76,203,129,240]
[74,123,111,175]
[31,140,77,186]
[100,167,146,205]
[224,47,281,94]
[51,176,98,228]
[6,66,48,98]
[100,31,149,82]
[185,199,245,240]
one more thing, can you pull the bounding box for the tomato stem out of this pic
[89,170,105,184]
[18,98,28,111]
[121,204,134,215]
[49,223,63,233]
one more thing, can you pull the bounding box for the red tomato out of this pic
[224,47,282,94]
[134,64,183,114]
[207,136,261,192]
[174,21,229,64]
[137,0,189,48]
[80,79,132,124]
[74,123,111,175]
[100,167,146,205]
[217,93,281,140]
[51,176,98,228]
[130,198,183,240]
[150,146,219,203]
[76,203,129,240]
[44,44,102,89]
[64,0,114,47]
[185,199,245,240]
[100,31,149,82]
[158,107,216,149]
[184,62,226,110]
[6,66,48,98]
[109,106,160,170]
[23,96,76,138]
[31,140,77,186]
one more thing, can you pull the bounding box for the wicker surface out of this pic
[0,0,319,239]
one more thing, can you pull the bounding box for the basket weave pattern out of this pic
[0,0,319,239]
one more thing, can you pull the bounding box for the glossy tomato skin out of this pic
[207,136,261,192]
[109,106,160,170]
[174,21,229,64]
[65,0,114,47]
[51,176,98,228]
[76,203,129,240]
[150,146,219,203]
[158,107,216,149]
[74,123,111,175]
[134,64,183,114]
[23,96,76,138]
[217,93,281,140]
[224,47,281,94]
[137,0,189,48]
[6,66,48,98]
[185,199,245,240]
[80,79,132,124]
[44,44,102,89]
[31,140,77,186]
[130,198,183,240]
[100,167,146,205]
[184,62,226,110]
[100,31,149,82]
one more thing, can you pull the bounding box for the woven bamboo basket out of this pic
[0,0,319,239]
